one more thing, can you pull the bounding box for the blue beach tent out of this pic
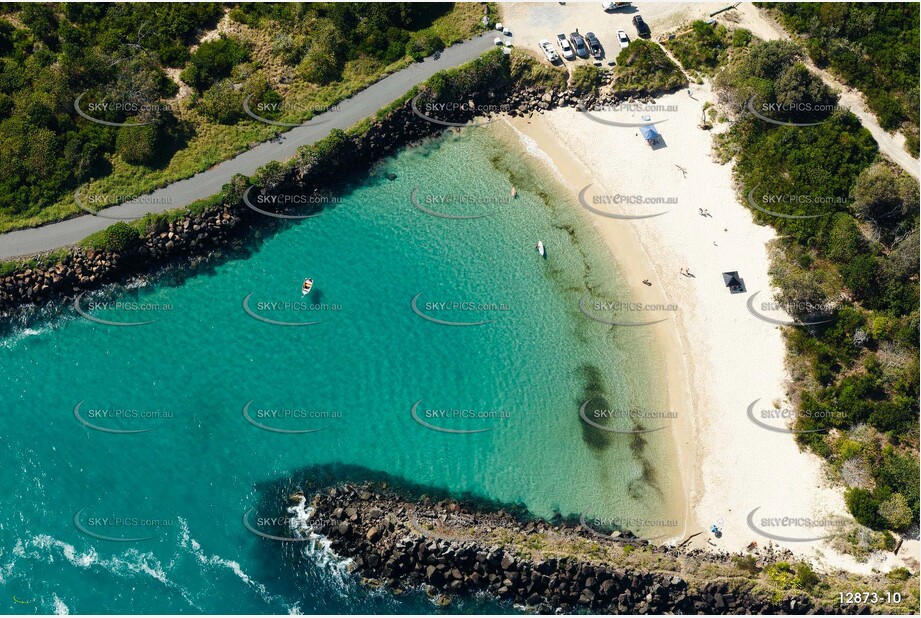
[640,124,660,146]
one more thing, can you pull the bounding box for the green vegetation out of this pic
[764,562,820,591]
[713,39,919,535]
[508,48,567,90]
[663,21,745,75]
[570,65,606,95]
[613,39,686,94]
[0,248,69,278]
[761,2,920,156]
[180,34,250,90]
[0,3,489,233]
[81,221,140,253]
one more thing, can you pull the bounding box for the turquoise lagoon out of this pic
[0,128,681,614]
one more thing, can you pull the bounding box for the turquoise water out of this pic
[0,129,679,614]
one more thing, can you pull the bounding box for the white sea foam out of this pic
[500,118,568,184]
[52,594,70,615]
[285,495,354,595]
[22,534,201,610]
[178,518,279,609]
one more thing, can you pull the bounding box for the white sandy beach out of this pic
[504,89,918,576]
[496,4,919,575]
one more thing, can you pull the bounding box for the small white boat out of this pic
[302,278,314,295]
[536,241,545,257]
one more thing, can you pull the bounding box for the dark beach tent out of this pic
[722,271,744,293]
[640,124,660,146]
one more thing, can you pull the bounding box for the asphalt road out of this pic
[0,34,497,259]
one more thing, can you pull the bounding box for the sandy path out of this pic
[732,4,920,180]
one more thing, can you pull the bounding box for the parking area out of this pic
[500,2,737,66]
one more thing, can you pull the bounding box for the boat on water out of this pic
[536,241,545,257]
[302,278,314,295]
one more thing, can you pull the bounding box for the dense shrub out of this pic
[405,29,444,62]
[614,39,687,94]
[180,35,250,91]
[83,221,140,253]
[508,49,567,90]
[570,65,605,94]
[764,2,920,156]
[115,122,160,166]
[197,80,244,124]
[663,21,730,73]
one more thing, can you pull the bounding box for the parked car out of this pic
[556,33,575,60]
[585,31,603,59]
[632,14,651,38]
[569,31,589,58]
[539,39,560,63]
[601,1,631,10]
[617,29,630,49]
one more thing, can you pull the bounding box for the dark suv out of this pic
[632,15,651,38]
[584,32,603,59]
[569,31,590,58]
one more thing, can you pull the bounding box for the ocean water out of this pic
[0,129,680,614]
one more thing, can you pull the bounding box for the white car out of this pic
[539,39,560,63]
[617,29,630,49]
[556,33,575,60]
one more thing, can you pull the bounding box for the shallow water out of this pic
[0,129,679,613]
